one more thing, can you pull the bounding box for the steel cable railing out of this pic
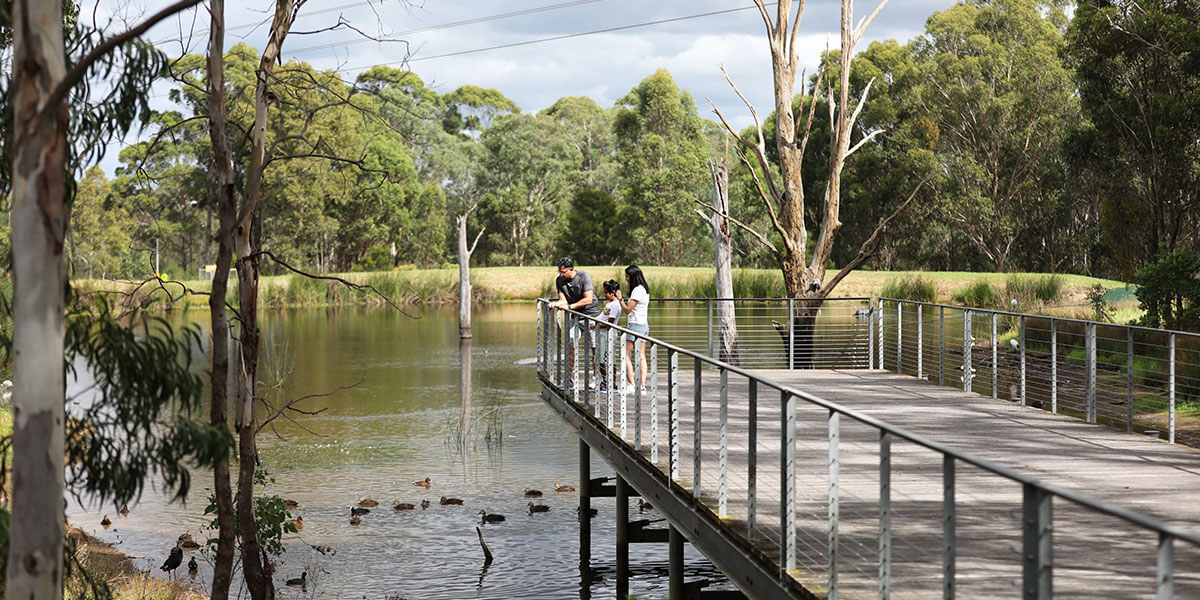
[536,298,1200,599]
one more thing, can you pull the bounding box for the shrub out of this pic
[1005,274,1064,307]
[953,281,1000,308]
[1136,248,1200,332]
[881,274,936,302]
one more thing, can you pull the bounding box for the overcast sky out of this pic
[95,0,958,173]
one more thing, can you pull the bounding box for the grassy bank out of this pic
[72,267,1132,314]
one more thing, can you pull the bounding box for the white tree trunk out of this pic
[8,1,68,597]
[458,213,472,338]
[709,159,739,365]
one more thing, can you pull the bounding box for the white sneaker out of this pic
[620,383,635,395]
[639,387,647,395]
[588,380,597,390]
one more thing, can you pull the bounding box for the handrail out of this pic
[536,297,1200,599]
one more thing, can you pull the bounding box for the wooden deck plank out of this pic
[588,368,1200,600]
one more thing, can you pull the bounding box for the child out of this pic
[595,280,622,391]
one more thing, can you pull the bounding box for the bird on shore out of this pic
[527,502,550,514]
[187,556,198,577]
[357,497,379,507]
[160,543,183,578]
[393,501,415,511]
[479,510,506,524]
[414,477,432,488]
[286,571,307,587]
[524,488,543,498]
[351,506,370,516]
[440,496,464,505]
[420,499,431,510]
[554,483,576,492]
[100,515,111,528]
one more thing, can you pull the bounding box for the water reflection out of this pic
[63,304,730,599]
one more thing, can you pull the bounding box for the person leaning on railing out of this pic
[549,257,602,384]
[615,264,651,393]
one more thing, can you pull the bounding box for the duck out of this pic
[576,506,598,520]
[283,498,299,509]
[287,515,303,530]
[119,504,130,517]
[479,510,506,524]
[413,477,432,488]
[527,502,550,514]
[523,488,543,498]
[350,506,371,516]
[160,542,183,577]
[638,498,654,512]
[286,571,307,587]
[350,514,361,526]
[393,501,415,511]
[187,556,198,575]
[100,515,111,527]
[180,538,201,550]
[440,496,464,506]
[554,483,576,492]
[420,499,431,510]
[357,497,379,508]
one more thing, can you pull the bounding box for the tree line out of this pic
[8,0,1189,286]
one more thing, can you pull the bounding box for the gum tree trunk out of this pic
[7,1,69,597]
[707,158,739,365]
[205,0,239,595]
[457,208,484,339]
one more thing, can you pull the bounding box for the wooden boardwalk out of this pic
[603,368,1200,600]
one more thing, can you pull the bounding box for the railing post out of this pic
[991,313,998,400]
[583,319,592,408]
[619,332,628,436]
[1051,319,1058,414]
[879,431,892,600]
[1157,532,1175,600]
[651,345,659,464]
[869,298,877,369]
[788,298,795,370]
[1169,333,1176,444]
[1086,322,1097,422]
[1022,483,1053,600]
[604,329,614,421]
[939,305,946,385]
[556,309,563,386]
[669,349,679,481]
[828,409,840,599]
[962,310,973,392]
[634,352,643,451]
[536,304,544,375]
[917,303,924,380]
[782,390,796,574]
[571,314,580,401]
[718,367,729,518]
[879,300,886,371]
[747,379,758,537]
[694,357,703,498]
[1019,315,1027,406]
[1126,328,1134,431]
[943,455,956,600]
[897,301,904,375]
[707,298,715,357]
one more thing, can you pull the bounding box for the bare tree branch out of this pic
[249,249,420,317]
[824,174,932,293]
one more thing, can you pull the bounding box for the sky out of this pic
[93,0,958,174]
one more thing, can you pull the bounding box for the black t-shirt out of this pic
[556,270,601,316]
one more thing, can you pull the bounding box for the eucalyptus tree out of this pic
[1068,0,1200,272]
[68,166,136,279]
[2,1,207,597]
[540,96,619,193]
[614,69,712,266]
[912,0,1076,272]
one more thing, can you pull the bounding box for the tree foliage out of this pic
[1136,248,1200,332]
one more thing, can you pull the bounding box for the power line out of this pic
[286,0,606,55]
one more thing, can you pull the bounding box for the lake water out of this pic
[67,303,729,599]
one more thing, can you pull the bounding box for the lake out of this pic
[67,303,729,599]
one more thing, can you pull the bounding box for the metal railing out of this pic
[879,298,1200,447]
[535,297,1200,599]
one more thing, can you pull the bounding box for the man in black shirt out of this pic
[550,257,601,387]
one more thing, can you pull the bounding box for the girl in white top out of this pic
[617,265,651,391]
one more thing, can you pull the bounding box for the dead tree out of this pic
[696,154,740,365]
[458,205,485,339]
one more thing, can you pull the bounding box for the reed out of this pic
[953,280,1000,308]
[881,274,936,302]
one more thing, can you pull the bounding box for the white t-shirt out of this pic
[599,299,621,329]
[628,285,650,326]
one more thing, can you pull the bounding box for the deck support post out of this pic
[616,476,630,599]
[669,526,685,600]
[579,440,591,570]
[1022,483,1053,600]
